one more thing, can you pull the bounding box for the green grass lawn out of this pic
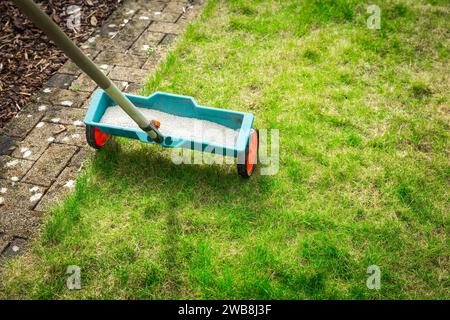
[1,0,449,299]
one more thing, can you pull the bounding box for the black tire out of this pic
[237,128,259,178]
[86,124,111,149]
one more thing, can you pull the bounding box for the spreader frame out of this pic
[84,89,255,158]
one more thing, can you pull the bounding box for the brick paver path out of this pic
[0,0,205,259]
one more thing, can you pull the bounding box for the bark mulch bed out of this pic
[0,0,123,128]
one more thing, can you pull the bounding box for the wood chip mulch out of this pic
[0,0,123,128]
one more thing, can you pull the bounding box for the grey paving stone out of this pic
[109,66,150,83]
[23,144,78,187]
[0,156,34,181]
[145,10,182,23]
[118,19,151,42]
[0,135,16,155]
[61,45,101,61]
[55,125,86,147]
[177,2,205,26]
[107,5,134,22]
[164,1,191,14]
[160,33,178,46]
[58,60,82,77]
[12,122,63,161]
[142,47,169,71]
[43,106,86,126]
[0,238,28,258]
[94,51,147,68]
[0,108,45,139]
[79,37,107,53]
[123,82,143,94]
[81,92,96,109]
[147,21,184,35]
[70,73,98,93]
[46,73,77,89]
[114,80,131,92]
[101,34,139,52]
[79,82,127,110]
[0,180,46,210]
[122,0,165,13]
[69,147,94,170]
[95,22,120,38]
[36,88,91,108]
[35,166,78,212]
[22,101,52,115]
[131,30,166,54]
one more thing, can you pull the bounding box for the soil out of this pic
[0,0,123,128]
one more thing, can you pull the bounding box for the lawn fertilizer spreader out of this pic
[13,0,259,178]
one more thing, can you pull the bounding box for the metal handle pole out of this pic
[11,0,164,143]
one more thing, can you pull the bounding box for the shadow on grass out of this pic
[89,140,275,297]
[93,139,275,206]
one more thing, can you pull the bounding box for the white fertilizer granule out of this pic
[6,159,18,168]
[100,106,240,148]
[64,180,76,189]
[30,193,43,202]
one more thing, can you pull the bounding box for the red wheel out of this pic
[86,125,111,149]
[237,128,259,178]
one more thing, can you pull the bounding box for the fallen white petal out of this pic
[36,122,45,128]
[0,187,7,193]
[38,105,48,111]
[11,176,19,182]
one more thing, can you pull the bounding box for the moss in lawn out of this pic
[0,0,449,299]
